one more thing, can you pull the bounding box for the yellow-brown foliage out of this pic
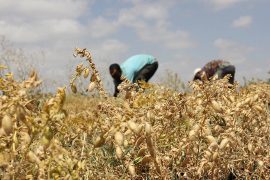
[0,48,269,179]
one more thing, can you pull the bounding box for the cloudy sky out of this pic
[0,0,269,92]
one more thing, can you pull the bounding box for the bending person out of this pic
[193,60,235,84]
[109,54,158,97]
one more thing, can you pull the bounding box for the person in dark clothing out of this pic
[109,54,158,97]
[193,60,235,84]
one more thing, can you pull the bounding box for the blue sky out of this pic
[0,0,269,92]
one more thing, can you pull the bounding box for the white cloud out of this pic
[0,0,90,20]
[232,16,252,28]
[91,39,128,60]
[0,19,83,43]
[117,1,196,49]
[83,0,196,49]
[0,0,90,44]
[88,17,119,38]
[205,0,245,10]
[131,21,196,49]
[129,0,172,20]
[214,38,254,64]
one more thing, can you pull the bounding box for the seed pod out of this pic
[1,95,8,102]
[236,102,242,108]
[197,167,203,175]
[41,136,50,148]
[212,74,218,80]
[0,128,6,136]
[18,89,27,97]
[244,97,251,105]
[251,119,257,125]
[137,124,144,134]
[123,102,132,112]
[128,163,136,176]
[27,151,41,164]
[44,127,53,140]
[93,136,105,148]
[214,125,223,133]
[76,63,84,74]
[90,74,97,82]
[203,126,211,135]
[123,140,129,148]
[83,68,90,78]
[209,142,219,151]
[211,100,222,112]
[219,138,229,150]
[189,130,197,140]
[248,143,253,152]
[257,160,264,167]
[193,124,200,131]
[25,101,35,111]
[147,111,154,121]
[20,132,31,147]
[115,146,123,159]
[145,123,151,136]
[206,162,213,170]
[8,105,17,115]
[252,94,259,102]
[254,105,263,113]
[229,95,235,102]
[197,99,203,105]
[229,131,235,138]
[212,152,219,161]
[206,135,216,144]
[193,147,199,153]
[108,126,116,135]
[205,150,212,160]
[201,71,207,81]
[71,83,77,94]
[114,132,124,146]
[124,129,132,136]
[2,115,13,135]
[87,82,96,92]
[127,121,141,135]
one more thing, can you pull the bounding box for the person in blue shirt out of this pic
[109,54,158,97]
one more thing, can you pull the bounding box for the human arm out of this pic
[113,84,119,97]
[113,79,121,97]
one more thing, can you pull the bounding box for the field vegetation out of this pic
[0,48,269,179]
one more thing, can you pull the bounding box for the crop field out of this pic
[0,49,269,179]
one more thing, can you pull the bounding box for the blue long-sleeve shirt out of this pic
[120,54,156,82]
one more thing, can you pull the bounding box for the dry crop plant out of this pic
[0,47,269,179]
[0,66,87,179]
[68,48,270,179]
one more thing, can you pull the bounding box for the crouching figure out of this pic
[109,54,158,97]
[193,60,235,84]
